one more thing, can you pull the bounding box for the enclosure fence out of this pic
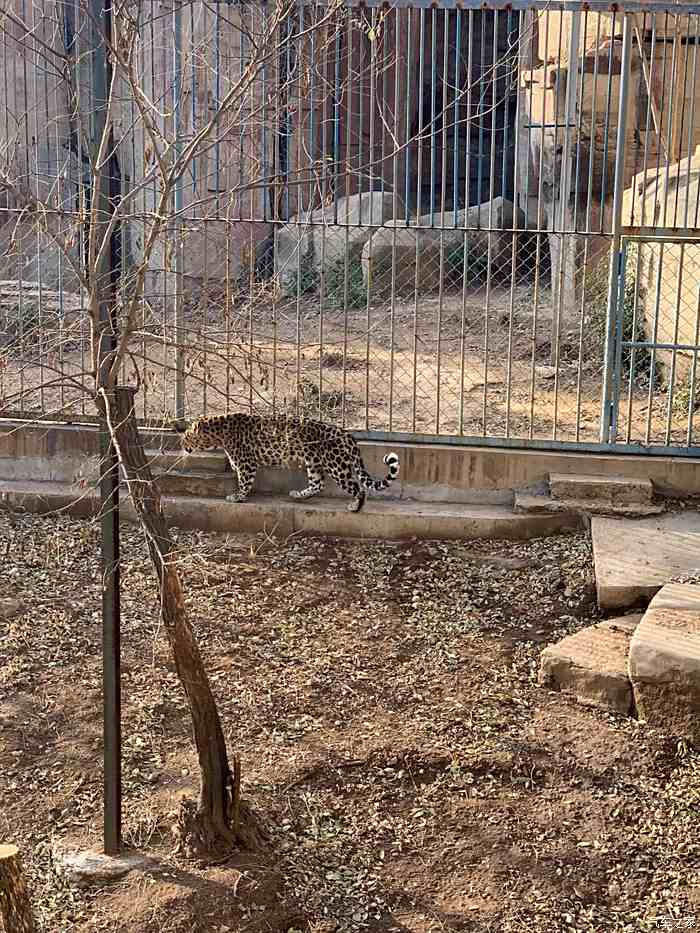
[2,0,700,453]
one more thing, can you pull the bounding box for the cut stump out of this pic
[0,844,36,933]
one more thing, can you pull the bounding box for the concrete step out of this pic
[592,511,700,610]
[0,479,581,541]
[538,614,643,715]
[540,581,700,742]
[144,449,228,474]
[629,583,700,744]
[515,491,663,519]
[549,472,654,505]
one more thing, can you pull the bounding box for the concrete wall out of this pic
[3,419,700,504]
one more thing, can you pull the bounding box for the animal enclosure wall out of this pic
[2,0,700,452]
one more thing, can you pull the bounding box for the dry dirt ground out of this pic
[1,514,700,932]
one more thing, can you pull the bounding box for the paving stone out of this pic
[549,473,654,504]
[628,583,700,743]
[538,614,642,715]
[592,511,700,610]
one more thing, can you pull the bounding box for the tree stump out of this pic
[0,845,36,933]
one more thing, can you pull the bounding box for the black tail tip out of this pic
[383,452,399,469]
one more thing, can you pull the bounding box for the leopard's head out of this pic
[182,418,219,453]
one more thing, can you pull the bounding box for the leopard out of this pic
[180,412,400,512]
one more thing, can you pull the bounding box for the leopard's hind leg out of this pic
[289,455,325,501]
[326,460,365,512]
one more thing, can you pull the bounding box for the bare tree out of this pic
[0,0,347,856]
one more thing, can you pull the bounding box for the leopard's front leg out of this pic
[224,451,257,503]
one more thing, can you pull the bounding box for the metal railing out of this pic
[3,1,700,453]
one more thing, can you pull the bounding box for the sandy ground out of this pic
[2,513,699,932]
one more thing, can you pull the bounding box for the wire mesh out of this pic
[2,2,700,451]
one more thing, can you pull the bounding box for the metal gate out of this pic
[604,234,700,451]
[3,2,700,456]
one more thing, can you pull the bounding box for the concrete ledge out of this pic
[4,419,700,506]
[0,479,582,541]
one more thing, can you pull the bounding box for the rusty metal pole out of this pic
[91,0,122,855]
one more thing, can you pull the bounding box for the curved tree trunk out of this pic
[98,386,262,857]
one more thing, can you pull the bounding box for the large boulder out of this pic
[622,147,700,384]
[361,196,524,296]
[274,192,400,297]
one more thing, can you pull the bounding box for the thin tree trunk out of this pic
[97,385,262,857]
[0,845,36,933]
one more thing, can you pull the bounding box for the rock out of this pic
[538,615,642,715]
[628,583,700,743]
[361,196,524,296]
[0,598,25,620]
[274,192,400,297]
[592,511,700,610]
[622,146,700,384]
[53,845,152,888]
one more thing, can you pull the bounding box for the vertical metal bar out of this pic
[173,0,184,422]
[645,243,666,445]
[453,9,461,221]
[505,11,521,438]
[90,0,121,857]
[599,13,632,444]
[661,19,681,227]
[599,12,617,231]
[341,10,352,427]
[624,242,645,443]
[686,287,700,446]
[610,239,628,442]
[665,243,686,444]
[404,11,412,216]
[435,8,449,434]
[529,9,549,438]
[389,9,400,431]
[429,8,437,226]
[365,8,377,430]
[685,15,699,227]
[552,11,581,438]
[458,11,473,433]
[482,10,498,435]
[412,10,426,431]
[29,0,46,413]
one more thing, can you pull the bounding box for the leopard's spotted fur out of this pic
[181,413,400,512]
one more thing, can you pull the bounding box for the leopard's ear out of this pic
[173,422,187,434]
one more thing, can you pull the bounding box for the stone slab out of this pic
[0,479,581,541]
[53,845,151,888]
[549,473,654,504]
[628,583,700,743]
[516,492,663,518]
[538,614,642,715]
[592,512,700,610]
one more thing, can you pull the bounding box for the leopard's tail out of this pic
[355,450,400,491]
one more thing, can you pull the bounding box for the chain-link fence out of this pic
[2,1,700,451]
